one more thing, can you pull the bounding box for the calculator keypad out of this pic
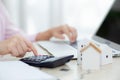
[21,55,54,62]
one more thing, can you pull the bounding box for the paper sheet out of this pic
[0,61,58,80]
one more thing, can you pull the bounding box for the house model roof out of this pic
[80,42,102,53]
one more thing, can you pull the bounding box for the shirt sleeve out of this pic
[1,1,37,42]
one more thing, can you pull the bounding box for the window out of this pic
[3,0,113,39]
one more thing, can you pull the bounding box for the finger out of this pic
[68,27,77,42]
[62,26,72,40]
[54,33,65,39]
[8,40,19,57]
[17,42,27,57]
[27,48,32,52]
[10,47,19,57]
[24,40,38,56]
[19,40,30,55]
[16,42,24,56]
[19,40,32,52]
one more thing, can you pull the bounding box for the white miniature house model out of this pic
[80,42,112,70]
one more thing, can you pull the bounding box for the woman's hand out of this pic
[0,35,38,57]
[51,25,77,42]
[36,24,77,42]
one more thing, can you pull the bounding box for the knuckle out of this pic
[14,38,19,42]
[7,47,12,53]
[18,52,26,57]
[25,48,29,52]
[11,53,18,57]
[11,38,18,44]
[73,28,77,32]
[63,25,67,28]
[10,42,16,48]
[7,44,14,52]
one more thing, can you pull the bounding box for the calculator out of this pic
[20,55,73,68]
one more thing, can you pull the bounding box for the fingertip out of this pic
[60,36,65,39]
[70,39,75,43]
[29,45,38,56]
[70,37,76,43]
[33,50,38,56]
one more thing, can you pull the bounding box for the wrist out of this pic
[46,28,53,38]
[0,40,9,55]
[35,28,53,41]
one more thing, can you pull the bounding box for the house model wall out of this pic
[100,44,113,65]
[78,42,112,70]
[80,43,101,70]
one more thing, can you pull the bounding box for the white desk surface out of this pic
[0,43,120,80]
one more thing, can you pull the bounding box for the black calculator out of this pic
[20,55,73,68]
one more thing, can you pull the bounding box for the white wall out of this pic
[24,0,51,34]
[2,0,115,39]
[2,0,20,27]
[3,0,62,34]
[62,0,114,39]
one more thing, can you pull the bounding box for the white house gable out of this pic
[81,46,101,70]
[79,42,112,70]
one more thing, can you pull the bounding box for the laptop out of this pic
[92,0,120,56]
[38,0,120,58]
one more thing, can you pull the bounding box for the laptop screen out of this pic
[93,0,120,51]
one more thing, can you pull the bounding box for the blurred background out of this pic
[2,0,114,40]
